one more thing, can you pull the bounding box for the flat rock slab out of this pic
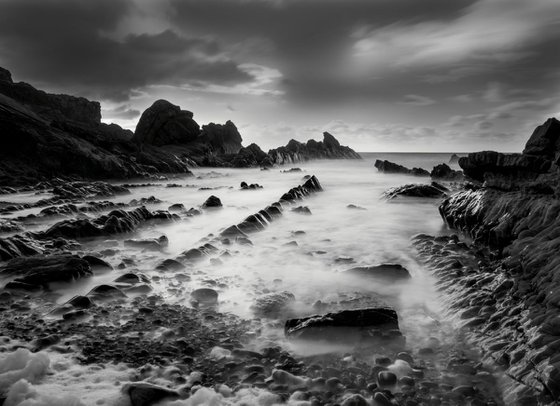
[285,308,399,342]
[0,254,92,289]
[344,264,411,282]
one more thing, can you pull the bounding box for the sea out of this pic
[1,152,497,406]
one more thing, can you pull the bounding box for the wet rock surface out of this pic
[285,308,400,342]
[1,254,92,289]
[344,264,411,282]
[424,117,560,404]
[384,183,448,199]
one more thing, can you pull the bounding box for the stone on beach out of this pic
[285,308,400,341]
[345,264,411,282]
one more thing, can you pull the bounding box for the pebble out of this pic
[377,371,397,387]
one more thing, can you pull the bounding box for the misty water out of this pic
[1,153,503,405]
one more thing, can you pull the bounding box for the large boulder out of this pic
[430,163,463,180]
[1,255,92,289]
[345,264,411,281]
[123,382,179,406]
[285,308,400,341]
[199,120,243,154]
[522,117,560,158]
[133,99,200,146]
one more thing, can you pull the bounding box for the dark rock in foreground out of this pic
[202,195,222,208]
[345,264,411,281]
[123,382,180,406]
[457,118,560,191]
[522,117,560,158]
[285,308,400,341]
[1,254,92,289]
[41,207,175,240]
[383,183,447,199]
[435,116,560,402]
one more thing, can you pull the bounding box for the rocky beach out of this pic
[0,65,558,406]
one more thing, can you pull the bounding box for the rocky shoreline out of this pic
[412,118,560,405]
[0,170,509,406]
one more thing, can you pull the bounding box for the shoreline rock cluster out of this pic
[421,117,560,404]
[0,66,361,187]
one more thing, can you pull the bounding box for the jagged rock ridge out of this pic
[0,66,361,185]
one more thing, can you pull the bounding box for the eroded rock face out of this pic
[436,117,560,402]
[0,68,193,185]
[133,99,200,146]
[40,207,175,240]
[522,117,560,158]
[457,118,560,192]
[345,264,411,281]
[383,183,447,199]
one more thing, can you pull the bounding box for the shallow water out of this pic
[1,153,495,405]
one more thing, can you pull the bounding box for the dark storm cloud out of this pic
[0,0,252,101]
[168,0,560,108]
[168,0,478,97]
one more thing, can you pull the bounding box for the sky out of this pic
[0,0,559,152]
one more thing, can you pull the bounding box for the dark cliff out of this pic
[0,66,361,186]
[438,116,560,400]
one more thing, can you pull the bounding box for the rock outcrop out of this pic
[430,163,463,181]
[457,118,560,192]
[0,68,193,185]
[374,160,429,176]
[0,69,100,125]
[199,121,243,155]
[1,254,93,290]
[133,99,200,146]
[0,66,363,186]
[345,264,411,281]
[383,183,447,199]
[268,132,361,164]
[436,116,560,402]
[285,308,400,342]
